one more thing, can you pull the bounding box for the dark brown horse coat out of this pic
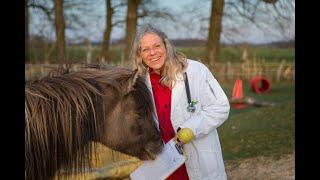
[25,66,163,180]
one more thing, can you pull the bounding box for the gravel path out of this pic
[225,153,295,180]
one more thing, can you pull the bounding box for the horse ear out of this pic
[125,69,139,94]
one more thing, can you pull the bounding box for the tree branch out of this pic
[28,3,54,21]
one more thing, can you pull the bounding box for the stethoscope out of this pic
[184,72,198,113]
[187,100,198,113]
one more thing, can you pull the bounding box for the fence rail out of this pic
[208,60,295,83]
[25,61,295,83]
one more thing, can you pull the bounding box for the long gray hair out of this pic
[130,24,187,88]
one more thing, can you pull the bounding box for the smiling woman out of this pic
[130,24,230,180]
[139,33,167,74]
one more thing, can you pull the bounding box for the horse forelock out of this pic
[25,69,107,179]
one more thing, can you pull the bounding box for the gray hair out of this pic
[130,24,187,88]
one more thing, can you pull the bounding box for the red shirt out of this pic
[150,70,189,180]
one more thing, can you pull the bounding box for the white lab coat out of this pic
[145,59,230,180]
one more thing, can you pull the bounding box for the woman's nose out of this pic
[150,48,156,55]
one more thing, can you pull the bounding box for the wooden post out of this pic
[276,59,286,82]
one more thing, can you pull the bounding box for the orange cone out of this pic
[230,79,247,109]
[232,79,244,100]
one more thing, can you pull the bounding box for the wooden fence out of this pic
[25,60,295,83]
[209,60,295,83]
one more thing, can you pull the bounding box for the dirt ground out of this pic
[55,144,295,180]
[225,153,295,180]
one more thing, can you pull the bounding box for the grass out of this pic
[27,45,295,64]
[177,46,295,62]
[249,46,295,62]
[218,82,295,160]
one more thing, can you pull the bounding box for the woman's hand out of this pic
[173,134,184,145]
[174,128,195,144]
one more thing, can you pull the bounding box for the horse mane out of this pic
[25,65,148,179]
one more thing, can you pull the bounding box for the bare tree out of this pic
[137,0,174,21]
[124,0,141,61]
[54,0,66,63]
[198,0,294,64]
[262,0,278,3]
[123,0,175,62]
[223,0,295,41]
[28,0,55,63]
[206,0,225,64]
[54,0,92,63]
[29,0,102,63]
[99,0,129,63]
[99,0,113,63]
[28,0,54,21]
[63,0,98,41]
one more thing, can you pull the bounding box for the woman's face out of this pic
[139,33,167,74]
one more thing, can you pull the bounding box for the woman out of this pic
[130,24,230,180]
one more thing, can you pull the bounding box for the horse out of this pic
[25,65,164,180]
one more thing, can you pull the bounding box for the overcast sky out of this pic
[29,0,295,44]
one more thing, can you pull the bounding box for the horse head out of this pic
[25,65,163,179]
[92,67,164,160]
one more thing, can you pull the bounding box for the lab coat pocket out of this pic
[198,150,224,177]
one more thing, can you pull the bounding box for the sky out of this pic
[29,0,295,44]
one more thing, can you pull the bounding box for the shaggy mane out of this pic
[25,65,148,179]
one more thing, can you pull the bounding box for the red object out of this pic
[231,79,247,109]
[150,71,189,180]
[232,79,244,99]
[250,76,271,94]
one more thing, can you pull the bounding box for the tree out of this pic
[28,0,55,63]
[99,0,113,63]
[123,0,175,62]
[54,0,66,63]
[262,0,277,3]
[206,0,225,64]
[28,0,100,63]
[204,0,294,64]
[124,0,141,61]
[223,0,294,41]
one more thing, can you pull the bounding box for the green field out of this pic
[178,46,295,63]
[27,45,295,64]
[218,82,295,160]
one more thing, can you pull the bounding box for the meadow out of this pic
[220,82,294,161]
[178,46,295,63]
